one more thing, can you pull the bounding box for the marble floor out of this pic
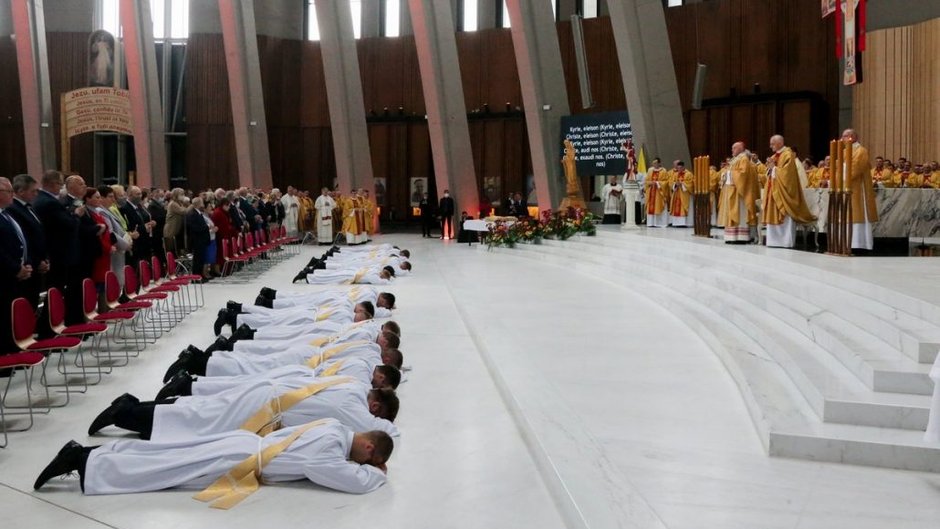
[2,233,940,528]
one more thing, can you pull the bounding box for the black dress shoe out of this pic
[254,295,273,308]
[88,393,139,435]
[204,336,228,354]
[226,301,243,313]
[213,308,228,336]
[34,440,84,490]
[231,324,255,342]
[156,370,194,400]
[292,270,308,284]
[163,351,193,383]
[259,287,277,300]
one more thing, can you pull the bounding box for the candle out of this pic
[844,141,852,191]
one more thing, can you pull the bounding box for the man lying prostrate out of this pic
[293,264,395,285]
[255,286,395,317]
[324,259,411,277]
[164,331,403,381]
[88,376,400,441]
[35,418,391,497]
[229,315,397,355]
[157,362,401,401]
[213,297,362,336]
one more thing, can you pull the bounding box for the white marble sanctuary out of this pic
[2,233,940,529]
[804,188,940,237]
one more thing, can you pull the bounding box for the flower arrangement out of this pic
[485,207,596,248]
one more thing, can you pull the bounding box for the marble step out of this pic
[771,423,940,473]
[560,233,940,364]
[515,242,933,431]
[495,244,940,471]
[540,238,933,395]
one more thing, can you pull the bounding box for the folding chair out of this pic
[89,277,144,363]
[0,351,46,447]
[165,252,205,308]
[11,298,81,407]
[46,287,107,387]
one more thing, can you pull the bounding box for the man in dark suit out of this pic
[237,188,260,232]
[7,174,48,309]
[147,188,167,266]
[33,171,102,326]
[438,189,455,240]
[122,185,155,269]
[229,191,247,233]
[419,192,436,238]
[0,177,32,352]
[184,197,211,281]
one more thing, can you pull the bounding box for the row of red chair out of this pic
[220,225,299,279]
[0,251,206,447]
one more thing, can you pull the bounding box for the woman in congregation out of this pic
[210,197,237,276]
[83,188,114,308]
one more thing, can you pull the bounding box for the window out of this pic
[667,0,683,6]
[385,0,400,37]
[97,0,189,40]
[501,1,510,28]
[581,0,598,18]
[351,0,362,39]
[305,1,320,41]
[462,0,478,31]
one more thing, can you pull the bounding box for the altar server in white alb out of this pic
[87,375,400,441]
[35,419,392,500]
[842,128,879,251]
[761,135,815,248]
[314,187,337,245]
[601,175,624,224]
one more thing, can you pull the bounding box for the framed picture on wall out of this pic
[410,177,428,207]
[525,174,537,206]
[374,178,386,207]
[483,176,502,206]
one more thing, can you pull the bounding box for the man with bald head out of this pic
[762,135,815,248]
[718,142,760,244]
[121,185,155,266]
[61,175,105,322]
[841,129,878,251]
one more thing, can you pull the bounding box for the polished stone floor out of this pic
[2,233,939,529]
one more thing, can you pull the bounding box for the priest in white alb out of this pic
[34,418,392,499]
[600,175,624,224]
[314,187,337,245]
[280,186,300,238]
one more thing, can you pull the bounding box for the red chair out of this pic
[221,237,249,278]
[0,351,46,447]
[86,277,143,360]
[47,287,107,386]
[11,298,81,407]
[124,264,173,337]
[153,256,202,311]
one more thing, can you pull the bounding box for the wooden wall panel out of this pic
[854,18,939,163]
[665,0,838,161]
[46,32,94,179]
[0,36,26,177]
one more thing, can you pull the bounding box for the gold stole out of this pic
[193,419,330,509]
[347,286,362,301]
[308,321,368,347]
[306,340,370,369]
[319,360,345,377]
[239,376,353,436]
[315,309,333,322]
[344,267,368,285]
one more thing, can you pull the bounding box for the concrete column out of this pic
[120,0,169,188]
[218,0,272,189]
[361,0,381,38]
[252,0,302,39]
[315,0,374,194]
[41,0,94,32]
[477,0,497,29]
[399,0,413,35]
[11,0,56,176]
[505,0,571,209]
[408,0,480,215]
[606,0,690,164]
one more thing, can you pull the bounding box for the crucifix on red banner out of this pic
[826,0,866,85]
